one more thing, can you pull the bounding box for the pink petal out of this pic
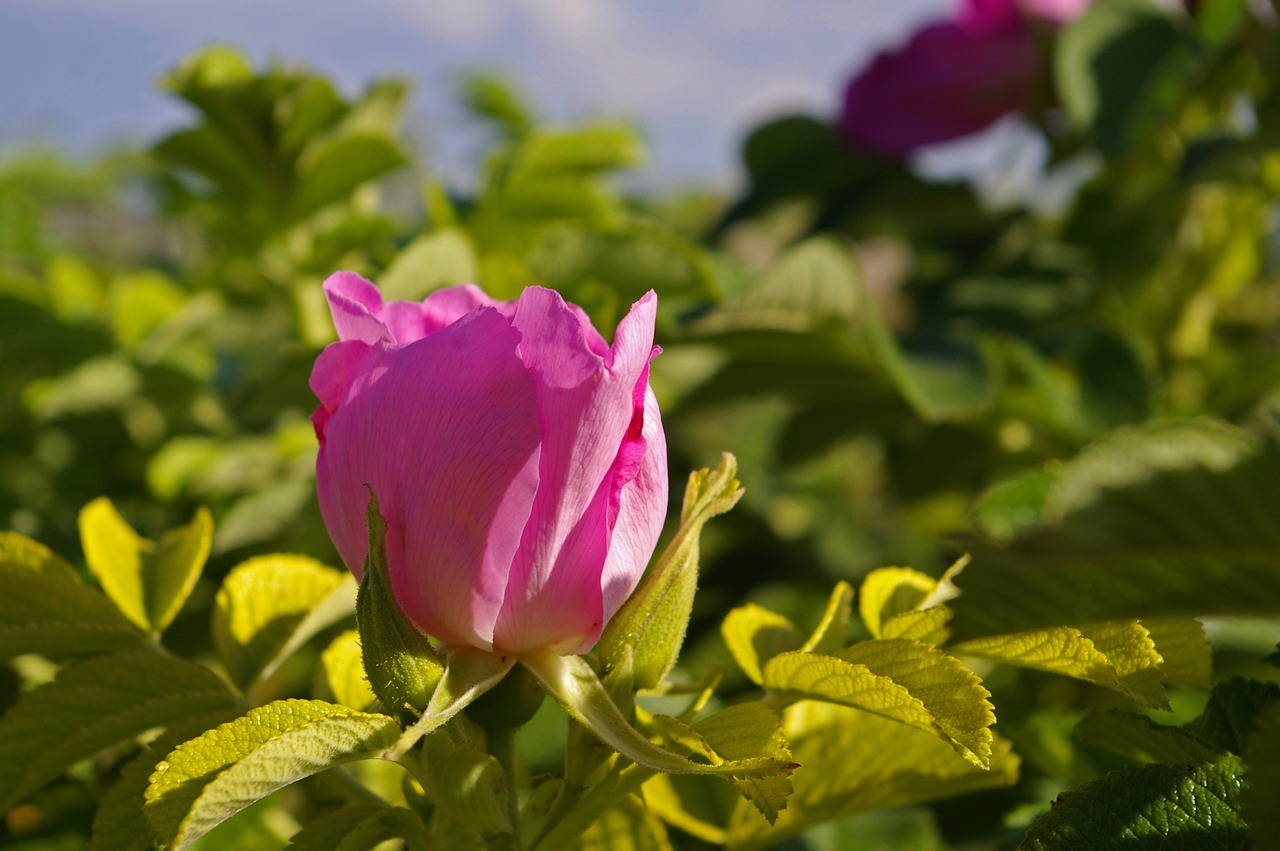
[314,306,540,650]
[324,272,395,345]
[492,289,659,653]
[839,20,1038,156]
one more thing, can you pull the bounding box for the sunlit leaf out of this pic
[721,605,803,686]
[79,498,212,635]
[859,568,936,639]
[144,699,401,849]
[321,630,376,711]
[578,796,674,851]
[378,228,479,302]
[418,725,512,836]
[212,554,351,691]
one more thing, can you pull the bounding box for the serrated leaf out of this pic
[579,796,674,851]
[0,534,141,659]
[321,630,375,711]
[286,804,432,851]
[723,702,1019,850]
[955,622,1169,708]
[213,554,351,691]
[91,711,239,851]
[1143,617,1212,689]
[79,498,212,634]
[721,605,803,686]
[418,726,512,835]
[881,607,951,645]
[1075,711,1223,766]
[952,421,1280,640]
[1241,701,1280,848]
[835,640,994,766]
[0,650,236,810]
[1187,677,1280,754]
[764,640,994,767]
[695,704,794,824]
[144,699,401,849]
[859,568,937,639]
[1019,757,1247,850]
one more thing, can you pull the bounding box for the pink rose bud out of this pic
[310,273,668,656]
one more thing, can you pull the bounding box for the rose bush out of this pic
[310,272,667,655]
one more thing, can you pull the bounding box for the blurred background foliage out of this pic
[3,0,1280,846]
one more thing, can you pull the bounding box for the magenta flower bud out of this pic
[310,273,668,656]
[839,0,1094,157]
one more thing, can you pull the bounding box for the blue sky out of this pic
[0,0,943,188]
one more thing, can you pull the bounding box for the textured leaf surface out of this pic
[145,699,401,849]
[1019,758,1246,850]
[79,499,212,634]
[723,702,1019,850]
[1142,617,1212,689]
[1075,711,1223,766]
[286,804,432,851]
[765,639,994,766]
[0,650,236,810]
[90,711,239,851]
[213,554,350,690]
[419,727,512,835]
[0,532,141,659]
[1187,677,1280,754]
[951,421,1280,639]
[859,568,936,639]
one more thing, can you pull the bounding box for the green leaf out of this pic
[1186,677,1280,754]
[291,133,407,220]
[0,650,236,810]
[79,498,213,635]
[578,796,674,851]
[955,622,1170,708]
[1142,617,1213,689]
[0,532,142,659]
[144,699,401,849]
[859,568,937,639]
[322,630,376,711]
[1241,702,1280,849]
[1075,711,1223,766]
[212,554,352,692]
[951,421,1280,640]
[693,704,794,825]
[1019,758,1247,850]
[286,804,433,851]
[721,605,803,686]
[386,646,515,759]
[418,725,512,835]
[835,640,994,766]
[721,702,1020,850]
[599,453,744,690]
[456,71,535,136]
[764,639,994,767]
[378,228,479,302]
[91,711,240,851]
[509,123,643,179]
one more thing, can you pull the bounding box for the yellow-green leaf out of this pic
[881,607,951,645]
[285,804,433,851]
[578,796,674,851]
[0,532,142,659]
[419,726,512,836]
[722,605,803,685]
[1142,617,1212,689]
[79,498,212,634]
[859,567,936,639]
[321,630,376,711]
[800,582,853,653]
[723,702,1020,850]
[144,699,401,849]
[213,554,352,691]
[834,639,994,766]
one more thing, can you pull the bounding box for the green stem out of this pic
[528,763,655,851]
[487,726,523,850]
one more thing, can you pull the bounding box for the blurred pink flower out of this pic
[311,273,668,656]
[839,0,1092,156]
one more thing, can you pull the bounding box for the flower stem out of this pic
[487,725,523,850]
